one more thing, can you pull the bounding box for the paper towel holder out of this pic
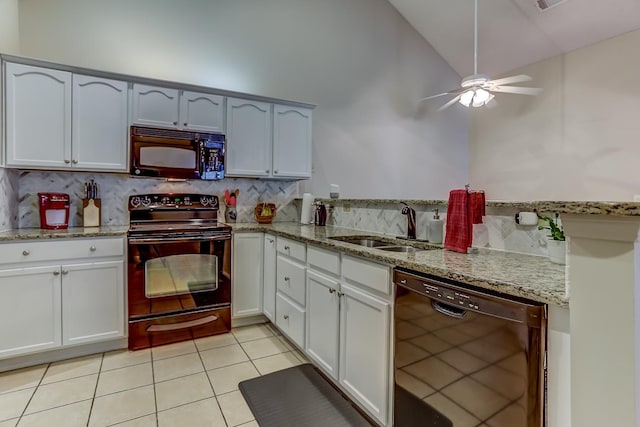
[515,211,538,226]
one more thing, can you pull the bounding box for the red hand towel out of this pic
[469,191,485,225]
[444,189,470,254]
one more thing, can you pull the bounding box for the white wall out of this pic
[470,29,640,201]
[17,0,469,200]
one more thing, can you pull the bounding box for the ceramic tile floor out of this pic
[0,323,308,427]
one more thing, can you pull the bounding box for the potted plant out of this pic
[537,212,566,264]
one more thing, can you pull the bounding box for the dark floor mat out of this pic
[238,363,372,427]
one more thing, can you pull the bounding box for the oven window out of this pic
[145,254,218,298]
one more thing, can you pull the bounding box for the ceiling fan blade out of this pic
[491,86,542,95]
[488,74,532,86]
[417,87,465,103]
[436,94,463,112]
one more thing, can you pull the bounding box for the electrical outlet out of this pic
[343,203,351,213]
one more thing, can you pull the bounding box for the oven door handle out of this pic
[128,234,231,244]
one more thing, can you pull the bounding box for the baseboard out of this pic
[0,338,128,372]
[231,314,268,328]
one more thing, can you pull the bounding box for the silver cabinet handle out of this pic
[22,250,30,256]
[274,170,278,174]
[268,238,274,243]
[90,246,97,252]
[265,170,270,173]
[284,245,290,250]
[284,276,290,282]
[53,270,60,276]
[64,159,71,164]
[172,121,178,125]
[183,122,188,126]
[62,270,69,275]
[337,291,344,297]
[329,288,336,294]
[283,314,289,320]
[72,159,78,164]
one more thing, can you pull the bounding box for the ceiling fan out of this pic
[419,0,542,112]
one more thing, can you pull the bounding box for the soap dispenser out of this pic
[428,208,443,244]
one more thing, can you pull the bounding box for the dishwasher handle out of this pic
[432,301,468,319]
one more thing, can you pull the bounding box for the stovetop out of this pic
[128,193,230,235]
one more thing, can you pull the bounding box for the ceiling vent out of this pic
[536,0,569,11]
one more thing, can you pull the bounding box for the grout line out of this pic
[150,348,159,427]
[15,362,51,422]
[86,352,105,426]
[196,337,235,427]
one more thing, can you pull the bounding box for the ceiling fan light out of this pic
[459,90,474,107]
[473,88,491,105]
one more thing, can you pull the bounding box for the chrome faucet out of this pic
[401,202,416,239]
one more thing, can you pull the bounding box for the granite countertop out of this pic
[0,223,568,308]
[0,226,129,241]
[231,223,568,308]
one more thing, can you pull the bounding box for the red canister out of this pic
[38,193,70,229]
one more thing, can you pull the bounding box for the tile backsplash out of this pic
[0,168,19,231]
[17,171,300,227]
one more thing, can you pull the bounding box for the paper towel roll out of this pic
[300,193,314,224]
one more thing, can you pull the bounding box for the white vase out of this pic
[547,239,566,265]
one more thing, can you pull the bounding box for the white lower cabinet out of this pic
[0,265,62,358]
[306,270,340,379]
[275,292,305,348]
[305,245,392,426]
[0,237,126,360]
[232,233,264,318]
[62,261,125,346]
[262,234,277,322]
[339,282,390,424]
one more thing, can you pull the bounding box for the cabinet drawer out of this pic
[342,255,391,295]
[275,293,305,349]
[307,245,340,277]
[276,255,306,306]
[0,237,125,265]
[277,237,306,262]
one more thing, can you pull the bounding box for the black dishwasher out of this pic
[393,268,546,427]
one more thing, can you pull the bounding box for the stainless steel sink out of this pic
[329,236,392,247]
[376,246,425,253]
[329,235,428,253]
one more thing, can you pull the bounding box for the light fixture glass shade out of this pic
[459,88,495,108]
[459,90,474,107]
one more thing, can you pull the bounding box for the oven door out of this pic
[127,234,231,320]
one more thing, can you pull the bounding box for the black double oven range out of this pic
[127,193,232,350]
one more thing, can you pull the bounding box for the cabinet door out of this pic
[131,84,180,128]
[226,98,272,177]
[272,105,312,179]
[72,75,129,171]
[232,233,264,318]
[306,270,340,380]
[339,282,390,425]
[62,260,125,346]
[5,62,71,168]
[0,265,62,359]
[263,233,277,322]
[179,91,224,132]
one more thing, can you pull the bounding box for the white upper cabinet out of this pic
[226,98,312,179]
[179,91,224,132]
[132,84,224,132]
[72,74,129,171]
[273,105,312,178]
[5,62,72,169]
[226,98,272,177]
[4,63,128,171]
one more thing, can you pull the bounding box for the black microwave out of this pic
[130,126,225,180]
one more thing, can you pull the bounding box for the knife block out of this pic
[83,198,101,227]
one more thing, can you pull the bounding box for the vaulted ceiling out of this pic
[387,0,640,78]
